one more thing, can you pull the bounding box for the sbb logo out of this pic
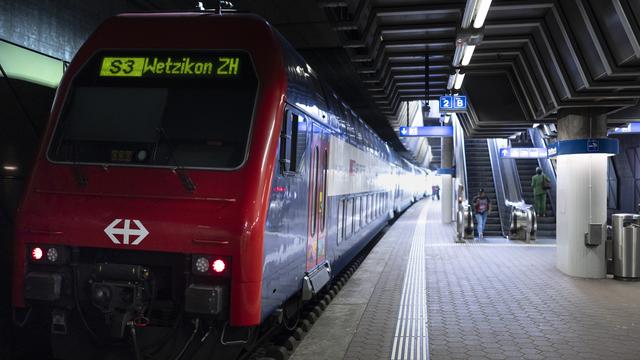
[104,219,149,245]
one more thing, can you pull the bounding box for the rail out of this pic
[487,138,525,237]
[453,115,468,201]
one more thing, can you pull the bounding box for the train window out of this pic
[373,194,377,218]
[311,147,319,236]
[48,51,258,169]
[354,197,361,232]
[346,198,353,237]
[337,199,344,244]
[321,149,328,231]
[293,114,308,172]
[280,111,307,174]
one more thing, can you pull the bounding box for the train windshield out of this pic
[48,51,258,169]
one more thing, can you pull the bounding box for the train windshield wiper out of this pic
[155,127,197,193]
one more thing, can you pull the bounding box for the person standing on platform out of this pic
[472,188,491,239]
[531,167,550,217]
[434,185,440,200]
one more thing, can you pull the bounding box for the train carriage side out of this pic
[260,35,397,320]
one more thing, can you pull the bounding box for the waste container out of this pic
[456,203,474,242]
[612,213,640,280]
[509,205,536,242]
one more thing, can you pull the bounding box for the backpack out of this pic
[542,176,551,190]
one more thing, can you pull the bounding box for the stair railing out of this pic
[453,115,469,201]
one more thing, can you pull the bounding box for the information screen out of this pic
[98,53,243,78]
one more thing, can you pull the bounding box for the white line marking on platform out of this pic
[391,205,429,360]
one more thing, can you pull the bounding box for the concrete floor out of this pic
[291,199,640,360]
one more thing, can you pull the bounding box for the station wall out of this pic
[0,0,163,61]
[608,134,640,215]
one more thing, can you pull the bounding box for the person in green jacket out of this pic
[531,167,550,217]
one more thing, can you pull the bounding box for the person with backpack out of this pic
[531,167,550,217]
[472,188,492,239]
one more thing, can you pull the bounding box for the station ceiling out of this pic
[231,0,640,143]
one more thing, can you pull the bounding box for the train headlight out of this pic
[194,257,209,273]
[46,247,59,262]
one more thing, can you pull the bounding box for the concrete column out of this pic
[556,109,608,278]
[441,137,454,223]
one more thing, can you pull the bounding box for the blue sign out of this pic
[547,139,619,157]
[587,139,599,152]
[439,95,467,112]
[608,123,640,135]
[437,167,455,175]
[499,147,548,159]
[399,126,453,137]
[439,96,453,110]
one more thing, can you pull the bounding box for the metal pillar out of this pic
[556,109,608,278]
[441,137,454,224]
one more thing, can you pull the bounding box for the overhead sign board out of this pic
[499,147,548,159]
[608,123,640,135]
[547,139,619,157]
[439,95,467,112]
[399,126,453,137]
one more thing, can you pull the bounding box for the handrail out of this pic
[487,138,526,237]
[453,115,468,201]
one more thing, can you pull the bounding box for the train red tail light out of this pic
[31,247,43,261]
[191,255,229,276]
[211,259,226,273]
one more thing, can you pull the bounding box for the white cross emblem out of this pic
[104,219,149,245]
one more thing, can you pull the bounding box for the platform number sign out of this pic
[439,95,467,112]
[439,96,452,110]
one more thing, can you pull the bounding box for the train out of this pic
[11,11,429,359]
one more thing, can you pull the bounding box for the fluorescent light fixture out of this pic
[3,165,17,171]
[461,0,479,28]
[460,44,476,66]
[452,43,464,66]
[447,73,456,90]
[473,0,492,28]
[454,72,466,90]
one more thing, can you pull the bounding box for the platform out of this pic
[291,199,640,360]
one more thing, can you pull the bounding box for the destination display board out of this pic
[98,52,245,78]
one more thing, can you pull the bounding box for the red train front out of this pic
[12,11,423,359]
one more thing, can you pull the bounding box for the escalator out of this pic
[516,159,556,237]
[513,135,556,238]
[464,139,502,236]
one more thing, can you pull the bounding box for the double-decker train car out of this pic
[11,12,428,359]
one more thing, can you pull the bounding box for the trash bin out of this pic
[612,213,640,281]
[456,203,474,242]
[509,205,536,242]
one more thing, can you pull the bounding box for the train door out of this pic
[306,123,329,271]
